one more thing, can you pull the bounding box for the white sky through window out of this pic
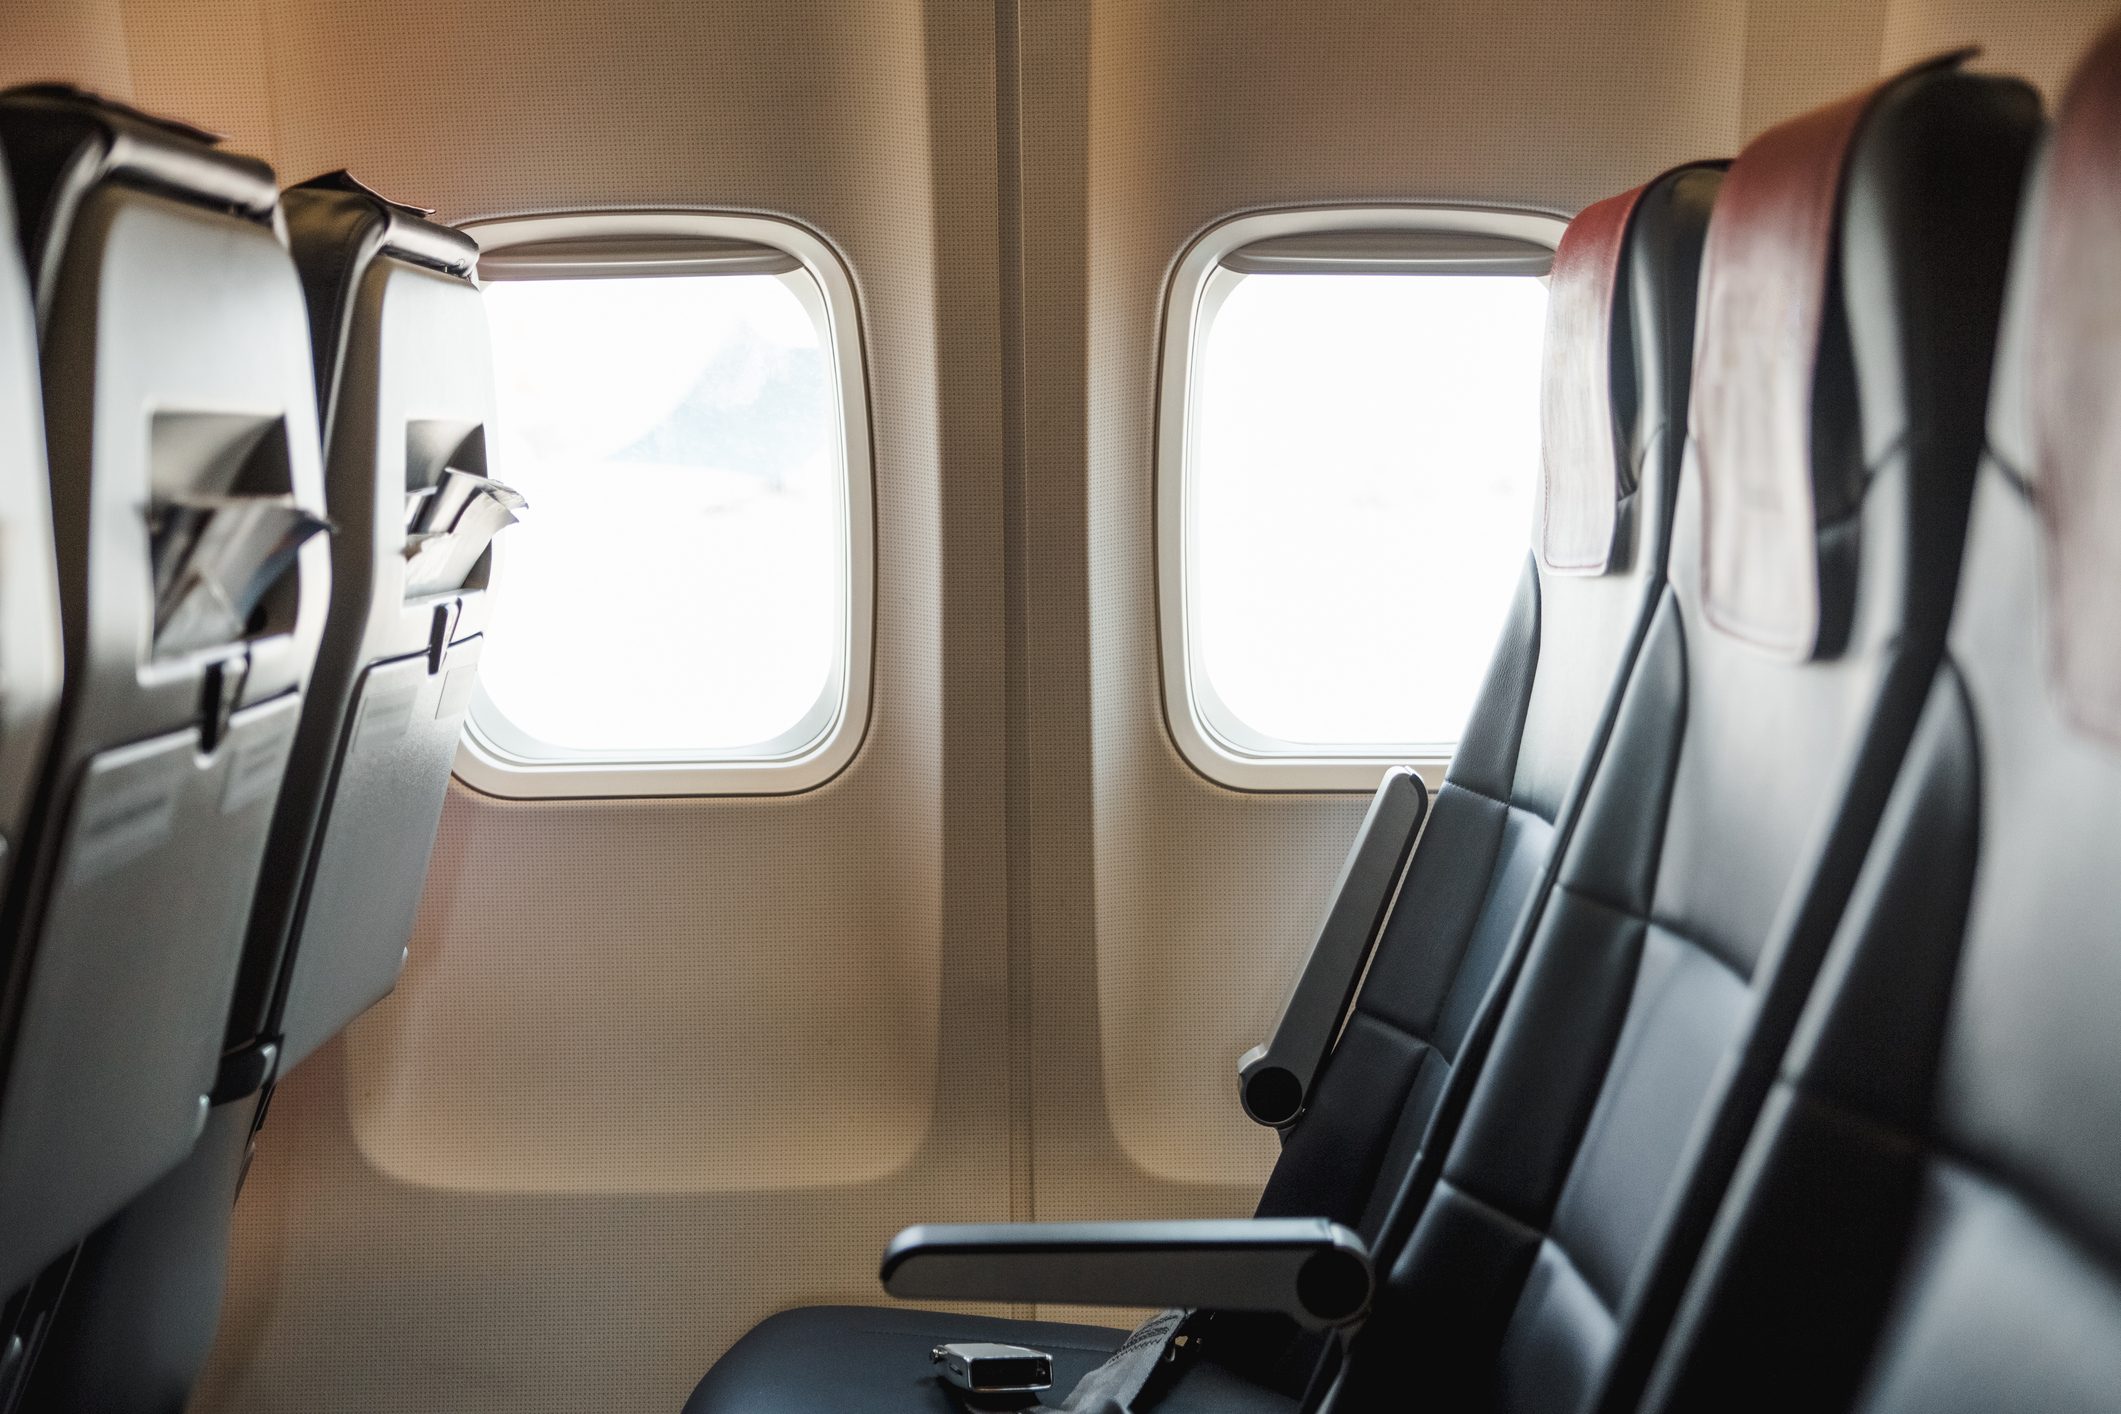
[478,272,841,755]
[1190,271,1547,751]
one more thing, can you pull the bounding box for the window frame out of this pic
[451,210,875,799]
[1156,205,1568,793]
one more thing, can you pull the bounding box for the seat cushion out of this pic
[683,1305,1297,1414]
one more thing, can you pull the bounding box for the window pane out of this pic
[478,272,842,756]
[1190,271,1547,751]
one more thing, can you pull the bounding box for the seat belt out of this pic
[1040,1305,1353,1413]
[934,1310,1193,1414]
[1041,1309,1194,1413]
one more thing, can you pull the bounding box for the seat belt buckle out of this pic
[931,1342,1053,1403]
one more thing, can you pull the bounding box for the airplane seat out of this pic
[1635,22,2121,1413]
[1255,161,1724,1235]
[0,143,68,1404]
[683,161,1723,1414]
[233,168,505,1084]
[1325,53,2040,1414]
[0,81,329,1326]
[13,170,511,1414]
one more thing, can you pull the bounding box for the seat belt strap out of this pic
[1043,1308,1192,1414]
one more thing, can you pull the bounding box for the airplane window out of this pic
[455,217,873,797]
[1176,262,1548,780]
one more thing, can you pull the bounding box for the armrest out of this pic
[1238,767,1428,1128]
[879,1218,1372,1330]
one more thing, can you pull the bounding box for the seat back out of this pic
[227,171,502,1081]
[1256,164,1720,1241]
[0,87,329,1297]
[1328,55,2039,1414]
[0,142,66,1404]
[3,172,498,1414]
[0,151,62,978]
[1638,25,2121,1412]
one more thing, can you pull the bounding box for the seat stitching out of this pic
[1429,1173,1547,1248]
[1927,1150,2121,1283]
[1425,1179,1620,1324]
[1785,1080,2121,1284]
[1531,1229,1621,1323]
[1437,778,1516,813]
[1628,604,1691,935]
[1339,1009,1439,1053]
[1550,881,1749,986]
[1356,795,1547,1036]
[1985,447,2034,499]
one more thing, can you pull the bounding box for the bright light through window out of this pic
[476,270,845,759]
[1188,270,1547,754]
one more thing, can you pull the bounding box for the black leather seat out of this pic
[1327,53,2038,1414]
[684,162,1721,1414]
[1257,163,1720,1246]
[1633,24,2121,1413]
[0,86,329,1312]
[15,169,513,1414]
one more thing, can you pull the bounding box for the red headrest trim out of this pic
[1691,76,1888,657]
[2034,19,2121,747]
[1538,182,1649,575]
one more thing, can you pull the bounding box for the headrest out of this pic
[281,170,479,412]
[1537,181,1650,575]
[2032,19,2121,748]
[1690,53,1968,659]
[284,170,477,277]
[0,85,280,318]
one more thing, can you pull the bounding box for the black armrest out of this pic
[879,1218,1372,1330]
[1238,767,1427,1128]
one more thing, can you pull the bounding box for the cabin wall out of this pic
[1,0,2108,1408]
[1066,0,1760,1225]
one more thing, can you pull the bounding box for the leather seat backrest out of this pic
[227,171,501,1080]
[1329,55,2039,1414]
[1638,24,2121,1413]
[0,86,329,1297]
[1258,164,1720,1243]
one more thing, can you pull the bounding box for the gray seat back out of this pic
[227,171,500,1080]
[0,86,329,1297]
[0,138,67,1395]
[0,152,63,970]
